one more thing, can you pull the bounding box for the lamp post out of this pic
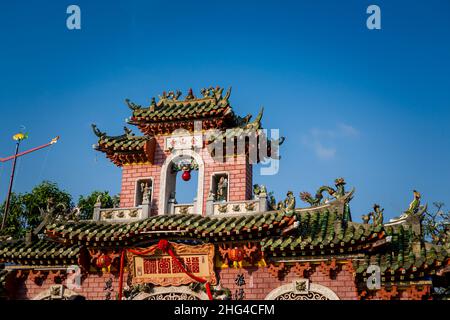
[0,134,59,231]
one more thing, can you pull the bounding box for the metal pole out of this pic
[0,136,59,163]
[1,140,21,230]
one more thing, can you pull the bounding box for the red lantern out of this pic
[96,254,112,269]
[181,170,191,181]
[228,247,244,262]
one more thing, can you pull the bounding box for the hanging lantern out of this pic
[181,169,191,181]
[96,253,112,272]
[228,247,244,268]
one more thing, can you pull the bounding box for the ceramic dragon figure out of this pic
[399,190,422,219]
[299,178,347,207]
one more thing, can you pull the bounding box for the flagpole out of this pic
[1,140,21,230]
[0,135,59,231]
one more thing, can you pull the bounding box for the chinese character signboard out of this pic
[128,243,217,286]
[165,134,202,151]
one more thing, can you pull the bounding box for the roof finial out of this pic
[125,98,140,111]
[185,88,195,100]
[224,86,232,101]
[92,124,105,138]
[124,127,134,136]
[149,97,156,112]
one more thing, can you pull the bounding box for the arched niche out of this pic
[265,279,340,300]
[132,285,209,300]
[159,149,204,215]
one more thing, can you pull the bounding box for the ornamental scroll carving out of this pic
[265,280,340,300]
[275,292,328,300]
[146,293,198,300]
[132,286,209,300]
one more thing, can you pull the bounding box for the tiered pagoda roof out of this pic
[92,125,155,166]
[93,86,284,166]
[126,87,237,135]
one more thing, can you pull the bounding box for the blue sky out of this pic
[0,0,449,221]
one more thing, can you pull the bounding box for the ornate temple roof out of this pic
[261,211,385,254]
[352,231,449,277]
[128,87,233,123]
[126,87,237,135]
[0,240,81,266]
[92,125,155,166]
[0,191,449,285]
[44,209,297,245]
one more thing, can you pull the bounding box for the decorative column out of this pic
[92,196,102,221]
[142,196,151,219]
[258,191,268,212]
[167,192,177,215]
[206,191,215,216]
[193,197,197,214]
[407,214,424,258]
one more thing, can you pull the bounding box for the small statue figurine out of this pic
[283,191,296,212]
[398,190,421,219]
[141,182,151,203]
[372,204,384,226]
[216,176,228,201]
[253,184,267,198]
[95,195,102,207]
[406,190,421,215]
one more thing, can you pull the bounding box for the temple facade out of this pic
[0,87,449,300]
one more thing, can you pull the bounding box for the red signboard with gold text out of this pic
[128,242,217,286]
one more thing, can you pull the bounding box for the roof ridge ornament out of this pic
[185,88,196,101]
[149,97,157,112]
[243,107,264,130]
[299,178,347,207]
[389,190,425,222]
[92,124,106,138]
[159,90,182,102]
[223,86,231,101]
[362,204,384,226]
[123,126,135,138]
[125,98,141,111]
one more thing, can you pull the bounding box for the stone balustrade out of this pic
[92,198,152,222]
[173,204,195,215]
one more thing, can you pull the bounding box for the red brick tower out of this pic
[93,87,278,216]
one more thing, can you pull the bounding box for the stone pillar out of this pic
[258,192,268,212]
[93,197,102,221]
[193,197,197,215]
[167,192,177,215]
[206,191,215,216]
[407,214,424,258]
[142,198,151,219]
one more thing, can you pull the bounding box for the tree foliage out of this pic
[0,181,73,238]
[77,191,119,220]
[1,181,119,238]
[423,202,450,245]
